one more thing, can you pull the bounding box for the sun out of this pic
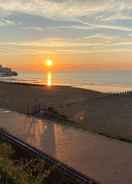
[45,59,53,67]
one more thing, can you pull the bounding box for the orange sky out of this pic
[1,0,132,73]
[1,52,132,72]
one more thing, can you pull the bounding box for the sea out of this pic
[0,70,132,93]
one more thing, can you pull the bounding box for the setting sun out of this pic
[45,59,53,67]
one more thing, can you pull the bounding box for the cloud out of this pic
[0,0,131,32]
[0,0,132,55]
[1,33,132,55]
[0,0,112,19]
[0,18,16,27]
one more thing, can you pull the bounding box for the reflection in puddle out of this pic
[23,117,56,157]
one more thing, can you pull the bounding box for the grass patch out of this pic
[0,135,85,184]
[0,140,52,184]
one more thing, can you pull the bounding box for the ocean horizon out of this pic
[0,70,132,93]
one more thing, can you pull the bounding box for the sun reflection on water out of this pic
[47,72,52,87]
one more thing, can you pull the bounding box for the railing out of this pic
[0,129,99,184]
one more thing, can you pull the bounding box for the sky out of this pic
[0,0,132,71]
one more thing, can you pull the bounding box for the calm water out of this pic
[0,70,132,92]
[0,109,132,184]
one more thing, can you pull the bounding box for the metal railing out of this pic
[0,129,99,184]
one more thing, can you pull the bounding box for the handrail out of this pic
[0,129,99,184]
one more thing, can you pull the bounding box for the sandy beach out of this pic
[0,81,132,142]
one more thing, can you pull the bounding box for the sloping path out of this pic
[0,109,132,184]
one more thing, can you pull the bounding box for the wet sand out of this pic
[0,81,132,142]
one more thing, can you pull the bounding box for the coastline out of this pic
[1,70,132,93]
[0,81,132,143]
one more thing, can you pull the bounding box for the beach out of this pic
[0,81,132,142]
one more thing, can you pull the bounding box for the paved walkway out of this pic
[0,109,132,184]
